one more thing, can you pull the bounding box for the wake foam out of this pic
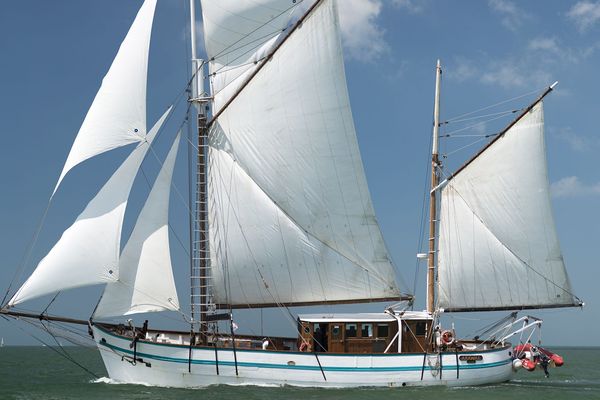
[91,377,154,387]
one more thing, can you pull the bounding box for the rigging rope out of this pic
[205,0,308,99]
[413,120,434,302]
[441,108,521,125]
[443,86,545,123]
[4,316,99,379]
[441,111,517,137]
[209,1,305,63]
[1,200,53,307]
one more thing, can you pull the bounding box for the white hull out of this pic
[93,325,514,388]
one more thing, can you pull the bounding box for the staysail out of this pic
[94,133,181,319]
[8,108,171,306]
[437,102,580,311]
[201,0,302,112]
[207,0,402,308]
[53,0,157,195]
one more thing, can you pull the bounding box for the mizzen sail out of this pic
[207,0,401,308]
[437,102,580,311]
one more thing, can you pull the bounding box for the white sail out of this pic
[95,133,181,319]
[437,102,579,311]
[201,0,301,111]
[53,0,157,195]
[9,108,171,307]
[208,0,401,307]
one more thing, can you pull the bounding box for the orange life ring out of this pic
[441,330,455,345]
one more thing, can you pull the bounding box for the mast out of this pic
[189,0,209,343]
[427,60,442,314]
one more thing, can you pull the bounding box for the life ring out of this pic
[299,341,308,352]
[441,330,455,345]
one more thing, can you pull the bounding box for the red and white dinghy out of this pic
[513,343,564,376]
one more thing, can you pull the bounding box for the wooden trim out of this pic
[207,0,325,128]
[215,296,412,310]
[95,323,512,356]
[443,302,583,313]
[446,85,555,182]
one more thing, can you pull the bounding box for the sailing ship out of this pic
[0,0,583,388]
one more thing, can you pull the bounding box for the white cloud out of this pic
[481,63,527,88]
[482,61,551,89]
[336,0,426,62]
[553,127,600,152]
[582,41,600,57]
[337,0,388,61]
[528,37,561,54]
[448,57,479,82]
[447,57,552,90]
[473,121,487,135]
[488,0,529,32]
[391,0,423,14]
[551,176,600,198]
[527,36,600,64]
[567,1,600,32]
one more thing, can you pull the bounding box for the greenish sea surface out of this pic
[0,346,598,400]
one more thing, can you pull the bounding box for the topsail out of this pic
[201,0,301,112]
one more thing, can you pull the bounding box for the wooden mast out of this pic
[427,60,442,314]
[189,0,210,344]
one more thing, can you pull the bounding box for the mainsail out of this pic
[8,108,171,306]
[207,0,401,308]
[437,102,579,311]
[94,133,181,319]
[53,0,157,195]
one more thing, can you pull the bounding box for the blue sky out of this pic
[0,0,598,346]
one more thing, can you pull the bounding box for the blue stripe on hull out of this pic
[98,340,512,373]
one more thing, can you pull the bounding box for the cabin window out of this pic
[361,323,373,338]
[331,324,341,339]
[377,324,389,338]
[345,323,357,338]
[415,321,427,336]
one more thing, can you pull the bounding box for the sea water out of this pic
[0,346,598,400]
